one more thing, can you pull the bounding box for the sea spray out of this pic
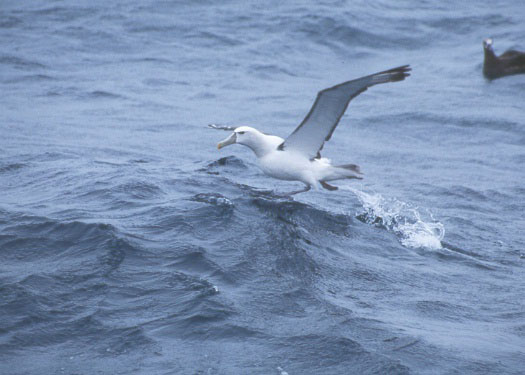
[343,187,444,250]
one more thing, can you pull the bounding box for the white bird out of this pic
[212,65,411,195]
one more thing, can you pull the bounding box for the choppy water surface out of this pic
[1,1,525,374]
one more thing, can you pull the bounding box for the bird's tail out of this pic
[336,163,362,176]
[320,164,363,189]
[330,163,363,180]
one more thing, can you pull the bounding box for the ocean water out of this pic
[1,0,525,374]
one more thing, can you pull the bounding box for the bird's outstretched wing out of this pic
[208,124,237,131]
[279,65,411,159]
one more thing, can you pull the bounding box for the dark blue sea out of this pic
[1,1,525,374]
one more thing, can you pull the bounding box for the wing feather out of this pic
[280,65,411,159]
[208,124,237,131]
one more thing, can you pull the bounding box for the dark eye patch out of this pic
[238,131,245,135]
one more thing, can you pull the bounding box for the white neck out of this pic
[242,131,282,158]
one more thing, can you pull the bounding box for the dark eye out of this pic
[238,131,245,135]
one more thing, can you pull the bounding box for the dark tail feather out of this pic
[337,164,362,174]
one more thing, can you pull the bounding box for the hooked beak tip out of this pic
[216,132,236,150]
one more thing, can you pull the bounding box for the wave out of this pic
[0,214,134,277]
[0,55,46,70]
[0,16,22,29]
[344,187,444,250]
[249,63,299,78]
[0,162,27,174]
[84,90,124,100]
[200,156,249,176]
[3,74,55,84]
[192,193,234,208]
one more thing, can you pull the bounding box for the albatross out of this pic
[211,65,411,195]
[482,38,525,80]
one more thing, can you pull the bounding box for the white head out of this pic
[483,38,493,50]
[217,126,264,152]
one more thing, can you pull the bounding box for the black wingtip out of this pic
[386,65,411,82]
[368,65,411,83]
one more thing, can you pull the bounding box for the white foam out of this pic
[343,187,444,250]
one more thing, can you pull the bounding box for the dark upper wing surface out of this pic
[280,65,411,159]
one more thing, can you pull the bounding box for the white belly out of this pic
[259,151,315,184]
